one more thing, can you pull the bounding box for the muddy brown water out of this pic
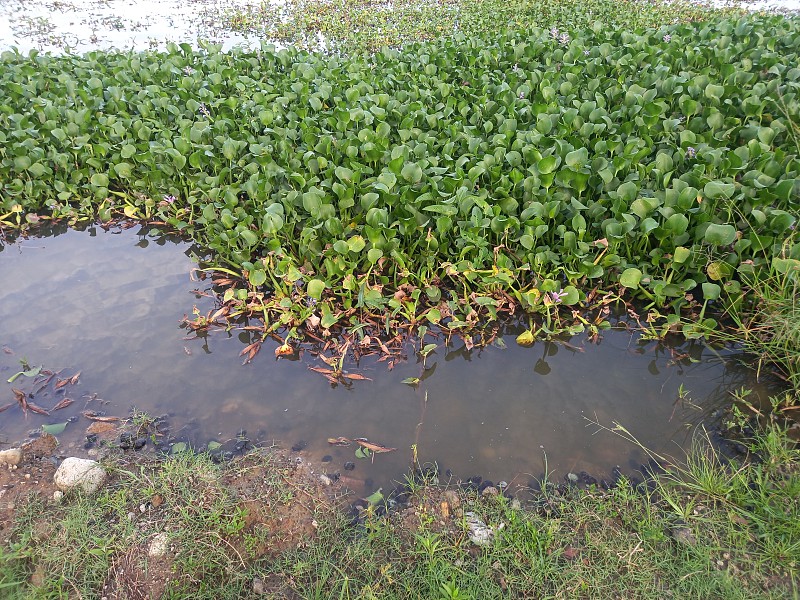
[0,225,776,495]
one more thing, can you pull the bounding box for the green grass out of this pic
[260,424,799,599]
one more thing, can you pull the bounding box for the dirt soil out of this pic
[0,438,352,598]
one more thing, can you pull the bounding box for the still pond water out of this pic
[0,226,773,494]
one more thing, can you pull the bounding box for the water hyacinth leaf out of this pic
[171,442,188,454]
[561,286,580,306]
[307,279,326,299]
[706,261,732,281]
[347,235,366,253]
[249,269,267,287]
[619,268,643,289]
[702,282,721,301]
[355,447,370,459]
[207,441,222,451]
[426,308,442,324]
[401,377,420,386]
[703,181,735,200]
[673,247,691,264]
[704,224,737,246]
[42,422,68,435]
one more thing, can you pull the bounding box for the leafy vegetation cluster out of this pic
[1,15,799,340]
[221,0,746,54]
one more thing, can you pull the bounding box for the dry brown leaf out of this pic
[310,366,336,375]
[353,438,396,453]
[52,397,75,411]
[69,371,81,385]
[82,411,120,422]
[27,401,50,416]
[55,378,70,390]
[0,402,13,413]
[327,437,352,446]
[341,373,371,381]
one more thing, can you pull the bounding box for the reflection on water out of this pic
[0,226,772,494]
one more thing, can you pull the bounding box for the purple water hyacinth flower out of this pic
[584,49,590,56]
[163,195,177,204]
[686,146,697,159]
[550,26,559,39]
[548,290,568,304]
[198,103,210,118]
[559,33,570,46]
[663,34,672,42]
[183,66,194,76]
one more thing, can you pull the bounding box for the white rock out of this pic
[0,448,22,466]
[148,533,170,558]
[53,457,107,494]
[53,490,64,502]
[465,511,495,547]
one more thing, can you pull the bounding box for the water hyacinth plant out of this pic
[0,15,799,342]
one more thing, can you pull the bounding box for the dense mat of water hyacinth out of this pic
[1,15,799,339]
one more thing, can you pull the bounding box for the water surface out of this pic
[0,226,771,494]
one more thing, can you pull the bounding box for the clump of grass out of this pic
[259,421,799,599]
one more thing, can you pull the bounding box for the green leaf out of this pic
[90,173,109,187]
[307,279,326,299]
[620,268,643,289]
[207,441,223,451]
[704,224,737,246]
[401,162,423,184]
[702,282,721,300]
[171,442,188,454]
[7,366,41,383]
[401,377,420,386]
[703,181,735,200]
[249,269,267,287]
[42,422,68,435]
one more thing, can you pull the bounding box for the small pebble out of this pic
[344,461,355,471]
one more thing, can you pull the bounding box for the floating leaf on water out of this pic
[42,422,68,435]
[171,442,188,454]
[7,365,41,383]
[0,402,14,413]
[516,330,535,347]
[52,397,74,411]
[341,372,371,381]
[82,411,120,422]
[401,377,420,386]
[27,401,50,416]
[207,441,222,451]
[327,436,352,446]
[354,438,396,453]
[355,447,370,459]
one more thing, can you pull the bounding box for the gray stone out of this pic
[53,457,107,494]
[148,533,169,558]
[0,448,22,466]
